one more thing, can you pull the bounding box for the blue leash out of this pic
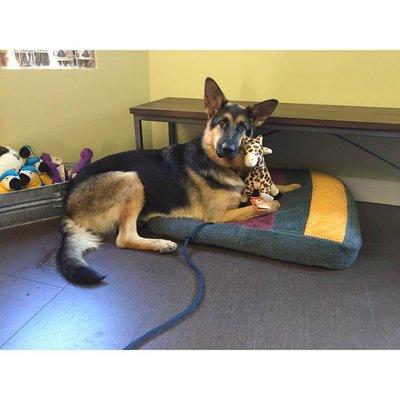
[124,222,212,350]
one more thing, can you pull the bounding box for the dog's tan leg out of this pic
[276,183,301,193]
[117,217,177,253]
[115,179,177,253]
[216,202,280,223]
[68,171,177,253]
[117,232,177,253]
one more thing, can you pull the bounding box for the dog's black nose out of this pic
[221,143,236,157]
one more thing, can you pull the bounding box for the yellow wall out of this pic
[0,51,149,161]
[148,50,400,147]
[149,50,400,105]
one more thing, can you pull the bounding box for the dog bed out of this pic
[145,169,362,269]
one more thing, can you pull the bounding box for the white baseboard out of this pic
[339,176,400,206]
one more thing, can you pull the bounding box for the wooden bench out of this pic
[130,97,400,170]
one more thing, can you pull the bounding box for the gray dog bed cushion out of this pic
[145,169,362,269]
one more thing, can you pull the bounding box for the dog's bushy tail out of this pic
[56,217,105,285]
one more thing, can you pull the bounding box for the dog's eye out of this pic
[238,122,247,133]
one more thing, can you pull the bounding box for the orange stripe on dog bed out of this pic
[305,172,347,243]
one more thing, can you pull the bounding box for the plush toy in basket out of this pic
[41,153,64,183]
[0,146,26,193]
[0,169,22,193]
[0,144,94,194]
[0,146,24,176]
[18,145,53,187]
[241,135,281,209]
[67,148,93,179]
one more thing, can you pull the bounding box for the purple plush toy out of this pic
[68,148,93,180]
[40,152,63,183]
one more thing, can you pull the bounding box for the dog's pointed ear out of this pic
[204,77,227,117]
[247,99,278,127]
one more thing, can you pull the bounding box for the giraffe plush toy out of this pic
[241,135,281,204]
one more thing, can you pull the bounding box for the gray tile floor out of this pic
[0,202,399,349]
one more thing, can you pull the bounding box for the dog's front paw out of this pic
[155,239,177,253]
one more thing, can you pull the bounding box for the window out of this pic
[0,50,96,69]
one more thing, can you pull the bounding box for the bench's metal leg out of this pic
[133,115,144,150]
[168,122,177,146]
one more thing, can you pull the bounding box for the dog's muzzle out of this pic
[217,142,237,159]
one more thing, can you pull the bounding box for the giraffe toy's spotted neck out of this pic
[241,135,280,202]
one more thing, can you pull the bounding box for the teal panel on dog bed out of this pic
[145,169,362,269]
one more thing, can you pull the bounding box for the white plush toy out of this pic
[0,146,24,176]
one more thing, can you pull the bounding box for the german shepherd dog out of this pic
[57,78,300,284]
